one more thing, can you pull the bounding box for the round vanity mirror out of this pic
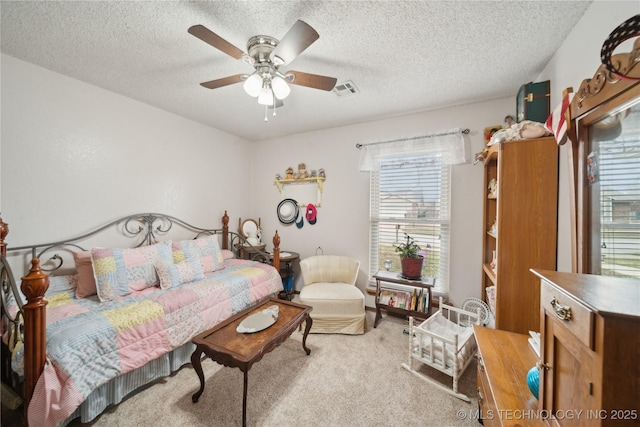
[240,219,260,245]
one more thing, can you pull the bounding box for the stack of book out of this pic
[378,288,430,313]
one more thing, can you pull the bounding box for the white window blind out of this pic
[360,128,467,297]
[589,104,640,278]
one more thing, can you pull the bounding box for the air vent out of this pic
[332,80,359,97]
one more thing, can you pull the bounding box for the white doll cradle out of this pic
[401,297,481,401]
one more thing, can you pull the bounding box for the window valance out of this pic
[357,128,468,171]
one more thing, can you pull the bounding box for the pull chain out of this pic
[264,104,268,122]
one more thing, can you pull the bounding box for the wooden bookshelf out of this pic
[481,137,558,334]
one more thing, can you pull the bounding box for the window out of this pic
[370,154,451,296]
[587,103,640,278]
[358,128,466,298]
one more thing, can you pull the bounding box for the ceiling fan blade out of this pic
[188,25,245,60]
[286,70,337,91]
[270,20,319,66]
[200,74,246,89]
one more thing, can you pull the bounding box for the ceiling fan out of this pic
[188,20,337,115]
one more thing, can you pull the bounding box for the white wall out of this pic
[251,98,513,306]
[537,1,639,272]
[1,54,252,250]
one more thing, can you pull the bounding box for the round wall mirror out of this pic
[240,218,259,239]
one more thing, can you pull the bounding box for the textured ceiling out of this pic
[1,1,593,141]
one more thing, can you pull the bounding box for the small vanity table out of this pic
[236,243,267,260]
[236,218,266,259]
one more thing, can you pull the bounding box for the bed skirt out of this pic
[61,342,196,426]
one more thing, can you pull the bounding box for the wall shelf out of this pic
[274,177,326,207]
[274,177,325,193]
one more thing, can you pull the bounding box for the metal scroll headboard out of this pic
[5,212,228,273]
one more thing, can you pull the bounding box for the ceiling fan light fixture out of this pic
[243,73,263,97]
[271,76,291,99]
[189,21,337,121]
[258,86,274,106]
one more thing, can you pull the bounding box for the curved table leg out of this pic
[374,305,382,328]
[191,347,206,403]
[301,315,312,355]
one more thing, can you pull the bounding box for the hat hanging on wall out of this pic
[277,198,299,224]
[306,203,317,225]
[295,210,304,228]
[600,14,640,81]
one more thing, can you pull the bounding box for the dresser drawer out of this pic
[477,357,498,427]
[541,280,594,349]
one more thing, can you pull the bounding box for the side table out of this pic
[236,243,267,260]
[273,251,299,300]
[373,270,435,328]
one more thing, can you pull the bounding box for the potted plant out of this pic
[394,233,424,279]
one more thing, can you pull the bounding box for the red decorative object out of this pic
[401,256,424,279]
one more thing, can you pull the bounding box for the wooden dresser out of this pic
[532,270,640,426]
[474,325,544,427]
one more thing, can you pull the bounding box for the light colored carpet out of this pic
[68,311,482,427]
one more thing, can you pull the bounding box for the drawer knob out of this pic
[536,360,551,370]
[550,296,572,320]
[476,354,485,371]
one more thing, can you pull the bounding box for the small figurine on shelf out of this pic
[285,167,294,179]
[488,220,497,237]
[310,169,317,178]
[474,148,489,164]
[504,115,515,128]
[275,173,282,180]
[490,250,497,274]
[488,178,497,198]
[484,125,502,145]
[297,163,308,179]
[318,168,326,178]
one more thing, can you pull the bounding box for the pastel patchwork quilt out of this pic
[15,258,282,427]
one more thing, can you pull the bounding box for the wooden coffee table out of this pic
[191,298,313,427]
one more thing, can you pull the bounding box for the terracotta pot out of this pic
[401,256,424,279]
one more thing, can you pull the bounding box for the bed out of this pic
[0,211,282,426]
[401,298,480,402]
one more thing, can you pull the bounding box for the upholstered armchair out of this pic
[299,255,365,334]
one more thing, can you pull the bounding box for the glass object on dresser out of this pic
[566,37,640,278]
